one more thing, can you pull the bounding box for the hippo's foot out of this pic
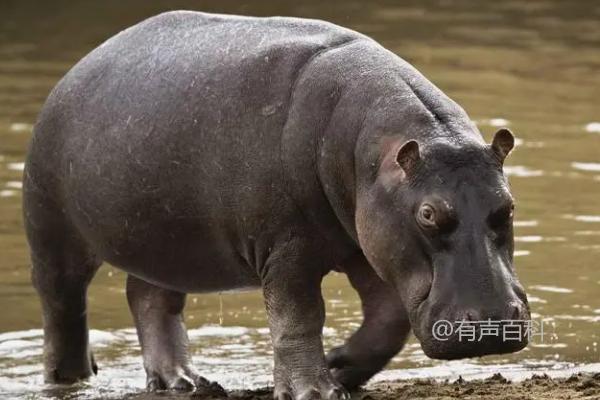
[273,368,349,400]
[326,254,412,390]
[46,351,98,384]
[28,221,102,385]
[326,345,385,390]
[126,275,226,395]
[145,363,226,395]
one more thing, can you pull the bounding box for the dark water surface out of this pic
[1,0,599,398]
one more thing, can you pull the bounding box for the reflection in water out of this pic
[573,215,600,222]
[529,285,574,294]
[476,118,511,127]
[7,162,25,171]
[8,123,32,133]
[503,166,545,177]
[571,162,600,172]
[584,122,600,133]
[1,0,599,398]
[514,220,539,227]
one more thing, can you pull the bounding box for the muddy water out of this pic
[1,0,599,398]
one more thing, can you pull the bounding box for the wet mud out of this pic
[120,373,600,400]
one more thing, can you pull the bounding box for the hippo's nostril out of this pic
[466,310,476,321]
[456,309,480,321]
[510,304,520,320]
[505,300,529,320]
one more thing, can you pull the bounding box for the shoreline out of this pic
[122,372,600,399]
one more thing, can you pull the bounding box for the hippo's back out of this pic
[30,10,366,185]
[28,11,370,207]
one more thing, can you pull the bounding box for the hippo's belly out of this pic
[67,189,262,292]
[60,142,273,293]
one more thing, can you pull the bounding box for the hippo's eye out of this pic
[417,203,437,228]
[489,203,514,229]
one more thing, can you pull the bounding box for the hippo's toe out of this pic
[192,375,228,397]
[326,345,390,391]
[274,369,349,400]
[145,366,226,396]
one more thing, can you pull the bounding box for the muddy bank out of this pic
[122,372,600,400]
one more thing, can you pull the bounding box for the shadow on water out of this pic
[0,0,599,398]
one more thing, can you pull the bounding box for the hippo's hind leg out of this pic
[125,275,225,394]
[326,253,411,390]
[24,186,101,383]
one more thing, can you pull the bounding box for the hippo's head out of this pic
[356,128,530,360]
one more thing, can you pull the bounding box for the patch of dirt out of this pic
[123,372,600,400]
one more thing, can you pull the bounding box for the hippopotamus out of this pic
[23,10,530,400]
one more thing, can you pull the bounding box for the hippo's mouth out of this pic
[411,296,530,360]
[417,320,530,360]
[408,265,531,360]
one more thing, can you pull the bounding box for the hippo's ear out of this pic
[396,140,420,175]
[491,128,515,163]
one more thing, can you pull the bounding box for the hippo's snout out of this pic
[416,295,531,360]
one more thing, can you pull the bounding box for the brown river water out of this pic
[0,0,599,398]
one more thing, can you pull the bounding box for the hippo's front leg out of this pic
[326,253,411,390]
[262,240,349,400]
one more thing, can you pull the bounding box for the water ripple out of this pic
[584,122,600,133]
[571,162,600,172]
[529,285,573,294]
[504,166,544,177]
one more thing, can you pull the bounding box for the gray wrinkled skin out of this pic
[23,11,529,400]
